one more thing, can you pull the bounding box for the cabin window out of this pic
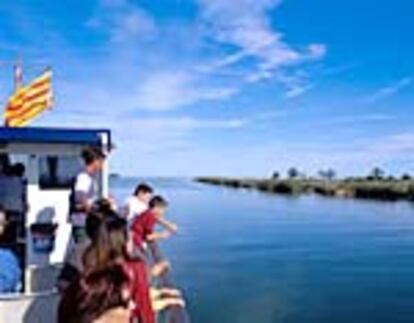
[0,154,28,215]
[39,155,82,189]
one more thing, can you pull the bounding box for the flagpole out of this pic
[4,57,23,127]
[14,57,23,90]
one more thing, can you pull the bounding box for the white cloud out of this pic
[301,114,396,128]
[125,116,246,132]
[274,71,313,99]
[86,0,157,42]
[81,0,326,112]
[196,51,248,74]
[134,71,238,110]
[364,77,412,103]
[206,131,414,177]
[7,0,333,176]
[111,9,157,42]
[38,110,247,175]
[37,96,413,177]
[245,69,274,83]
[285,84,313,98]
[371,132,414,155]
[320,63,358,76]
[198,0,326,90]
[113,116,246,156]
[307,44,327,59]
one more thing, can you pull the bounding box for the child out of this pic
[131,196,177,246]
[130,196,178,278]
[122,183,153,225]
[131,195,177,254]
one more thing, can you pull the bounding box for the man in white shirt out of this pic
[122,183,153,225]
[70,147,105,244]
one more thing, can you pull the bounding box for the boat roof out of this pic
[0,127,111,146]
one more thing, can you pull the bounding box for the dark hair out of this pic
[149,195,168,209]
[133,183,153,196]
[92,198,116,215]
[83,215,128,272]
[10,163,25,177]
[0,154,10,173]
[85,199,118,241]
[58,265,129,323]
[0,206,13,245]
[85,211,104,242]
[81,146,105,166]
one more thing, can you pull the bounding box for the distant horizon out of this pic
[111,168,413,180]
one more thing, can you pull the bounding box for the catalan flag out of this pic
[4,69,53,127]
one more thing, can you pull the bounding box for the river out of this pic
[111,177,414,323]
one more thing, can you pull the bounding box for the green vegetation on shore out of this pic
[195,169,414,202]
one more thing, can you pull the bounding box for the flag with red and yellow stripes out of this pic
[4,69,53,127]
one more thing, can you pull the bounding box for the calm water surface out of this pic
[111,177,414,323]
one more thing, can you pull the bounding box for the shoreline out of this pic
[195,177,414,202]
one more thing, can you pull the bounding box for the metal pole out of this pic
[14,57,23,90]
[99,132,110,198]
[4,57,23,127]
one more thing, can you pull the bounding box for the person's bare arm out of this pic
[157,217,178,234]
[146,231,171,242]
[74,191,93,213]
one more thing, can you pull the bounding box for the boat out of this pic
[0,127,189,323]
[0,127,111,322]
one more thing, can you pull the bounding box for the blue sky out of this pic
[0,0,413,177]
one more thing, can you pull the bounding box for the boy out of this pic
[70,146,105,244]
[131,196,178,275]
[122,183,153,224]
[131,196,178,248]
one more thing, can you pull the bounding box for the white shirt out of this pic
[70,171,95,226]
[75,172,95,194]
[123,196,148,224]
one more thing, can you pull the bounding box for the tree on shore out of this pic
[287,167,299,179]
[272,171,280,180]
[402,173,411,181]
[318,169,336,181]
[367,167,385,180]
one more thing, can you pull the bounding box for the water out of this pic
[111,177,414,323]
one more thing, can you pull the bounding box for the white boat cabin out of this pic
[0,127,111,322]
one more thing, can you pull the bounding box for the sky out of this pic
[0,0,413,177]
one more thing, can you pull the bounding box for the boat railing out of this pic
[0,289,57,301]
[148,241,190,323]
